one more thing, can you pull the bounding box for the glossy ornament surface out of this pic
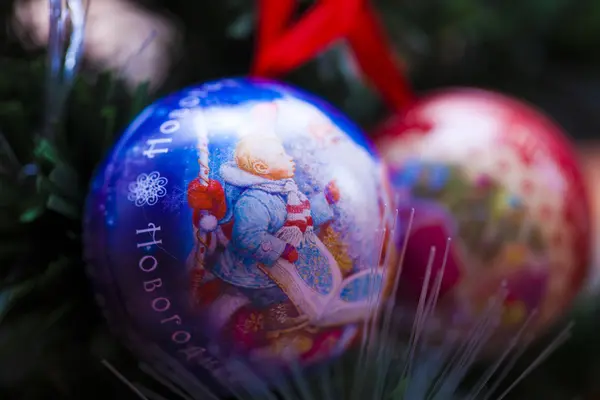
[85,78,397,392]
[375,89,590,337]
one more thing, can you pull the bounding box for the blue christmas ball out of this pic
[85,78,398,392]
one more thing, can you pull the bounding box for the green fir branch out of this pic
[0,53,153,398]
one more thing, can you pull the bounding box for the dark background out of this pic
[2,0,600,399]
[5,0,600,138]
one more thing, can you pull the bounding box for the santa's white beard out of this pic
[13,0,180,89]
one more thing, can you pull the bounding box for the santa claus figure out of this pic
[185,133,342,359]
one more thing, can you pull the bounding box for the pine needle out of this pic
[101,207,573,400]
[102,359,150,400]
[0,54,153,397]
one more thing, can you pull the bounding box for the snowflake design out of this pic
[162,185,188,211]
[127,171,168,207]
[242,313,264,333]
[271,303,290,323]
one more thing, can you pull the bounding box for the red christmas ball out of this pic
[375,88,591,338]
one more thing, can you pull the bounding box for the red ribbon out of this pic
[252,0,415,112]
[254,0,296,50]
[346,6,415,111]
[252,0,363,77]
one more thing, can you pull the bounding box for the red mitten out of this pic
[188,178,216,209]
[282,244,299,262]
[188,178,227,220]
[208,179,227,220]
[325,180,340,204]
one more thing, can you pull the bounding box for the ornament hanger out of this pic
[252,0,415,111]
[252,0,363,76]
[44,0,86,139]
